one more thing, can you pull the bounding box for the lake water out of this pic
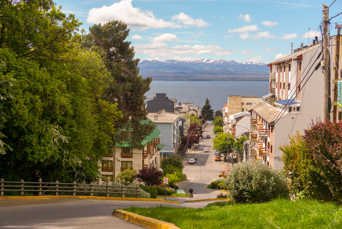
[145,81,269,112]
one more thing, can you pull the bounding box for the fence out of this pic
[0,178,140,198]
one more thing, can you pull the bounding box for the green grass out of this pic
[123,199,342,229]
[170,193,190,197]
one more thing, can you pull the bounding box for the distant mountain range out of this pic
[138,59,269,81]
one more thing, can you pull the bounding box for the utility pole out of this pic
[323,4,331,121]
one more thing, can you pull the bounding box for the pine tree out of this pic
[201,98,214,120]
[82,21,154,148]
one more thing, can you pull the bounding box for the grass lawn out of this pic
[123,199,342,229]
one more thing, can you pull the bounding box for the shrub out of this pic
[139,185,157,198]
[136,167,162,186]
[162,164,182,176]
[206,200,233,207]
[155,186,173,196]
[224,161,289,203]
[207,179,226,189]
[166,172,186,189]
[217,193,228,198]
[115,169,137,183]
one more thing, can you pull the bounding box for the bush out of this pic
[217,193,228,198]
[162,164,182,176]
[213,126,223,134]
[139,185,158,198]
[115,169,137,183]
[161,154,184,174]
[136,167,163,186]
[207,179,226,189]
[224,161,289,203]
[155,186,173,196]
[166,172,186,189]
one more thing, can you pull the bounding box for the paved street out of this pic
[177,122,228,199]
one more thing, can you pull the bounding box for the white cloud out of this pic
[134,43,234,57]
[280,33,297,40]
[241,49,254,55]
[170,56,201,61]
[262,21,278,27]
[247,56,263,62]
[151,33,177,43]
[132,35,143,40]
[239,33,251,39]
[265,48,277,52]
[238,14,251,23]
[224,35,231,38]
[87,0,208,29]
[228,25,259,33]
[302,31,322,39]
[275,53,286,59]
[172,12,209,27]
[254,31,275,39]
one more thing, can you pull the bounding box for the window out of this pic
[242,108,244,112]
[279,83,281,89]
[246,103,252,105]
[241,102,244,105]
[102,160,113,171]
[297,107,300,112]
[102,175,113,181]
[121,147,133,158]
[289,64,291,71]
[271,145,273,153]
[121,161,132,171]
[283,83,285,89]
[288,84,290,90]
[299,62,302,71]
[289,107,292,112]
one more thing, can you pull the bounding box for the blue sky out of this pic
[54,0,342,63]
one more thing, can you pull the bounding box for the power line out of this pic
[329,12,342,21]
[329,0,336,8]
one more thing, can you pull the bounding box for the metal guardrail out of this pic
[0,178,140,198]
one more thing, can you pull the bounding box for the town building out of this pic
[100,120,162,182]
[147,110,180,156]
[175,102,200,117]
[223,96,262,124]
[249,34,341,169]
[146,93,177,113]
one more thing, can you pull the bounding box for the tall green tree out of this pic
[201,98,214,120]
[82,21,154,148]
[214,110,223,119]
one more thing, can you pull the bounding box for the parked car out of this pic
[215,151,220,156]
[204,147,210,152]
[189,158,195,164]
[194,143,199,148]
[207,135,210,138]
[215,156,221,161]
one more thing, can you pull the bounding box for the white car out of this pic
[204,147,210,152]
[189,158,195,164]
[194,143,199,148]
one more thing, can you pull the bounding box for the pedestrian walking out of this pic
[189,187,194,198]
[32,170,40,196]
[195,158,197,164]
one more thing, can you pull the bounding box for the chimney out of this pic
[300,43,303,48]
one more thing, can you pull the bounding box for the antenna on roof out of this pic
[291,42,293,54]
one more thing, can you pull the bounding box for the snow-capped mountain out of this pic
[138,59,268,81]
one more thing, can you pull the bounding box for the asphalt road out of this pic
[177,123,227,199]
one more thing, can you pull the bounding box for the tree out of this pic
[136,167,163,186]
[213,117,223,127]
[160,154,184,173]
[213,126,223,134]
[82,21,154,149]
[201,98,214,121]
[214,110,223,119]
[213,133,234,154]
[190,116,202,125]
[116,169,137,183]
[233,136,249,156]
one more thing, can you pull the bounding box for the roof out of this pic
[249,101,285,124]
[267,43,320,66]
[115,120,160,148]
[262,93,275,99]
[232,112,250,119]
[147,111,179,123]
[275,99,300,107]
[157,143,163,150]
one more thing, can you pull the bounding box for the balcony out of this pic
[142,150,148,159]
[258,147,268,156]
[121,152,133,158]
[250,133,257,140]
[143,164,148,169]
[250,119,257,125]
[120,167,133,172]
[257,124,269,137]
[270,72,276,81]
[270,88,276,94]
[102,167,114,172]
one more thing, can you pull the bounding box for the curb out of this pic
[0,196,180,204]
[185,198,230,202]
[114,209,180,229]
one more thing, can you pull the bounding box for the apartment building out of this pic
[100,120,162,182]
[147,110,180,156]
[249,34,341,169]
[146,93,177,113]
[175,102,200,117]
[223,96,262,123]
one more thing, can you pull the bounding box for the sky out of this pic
[53,0,342,63]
